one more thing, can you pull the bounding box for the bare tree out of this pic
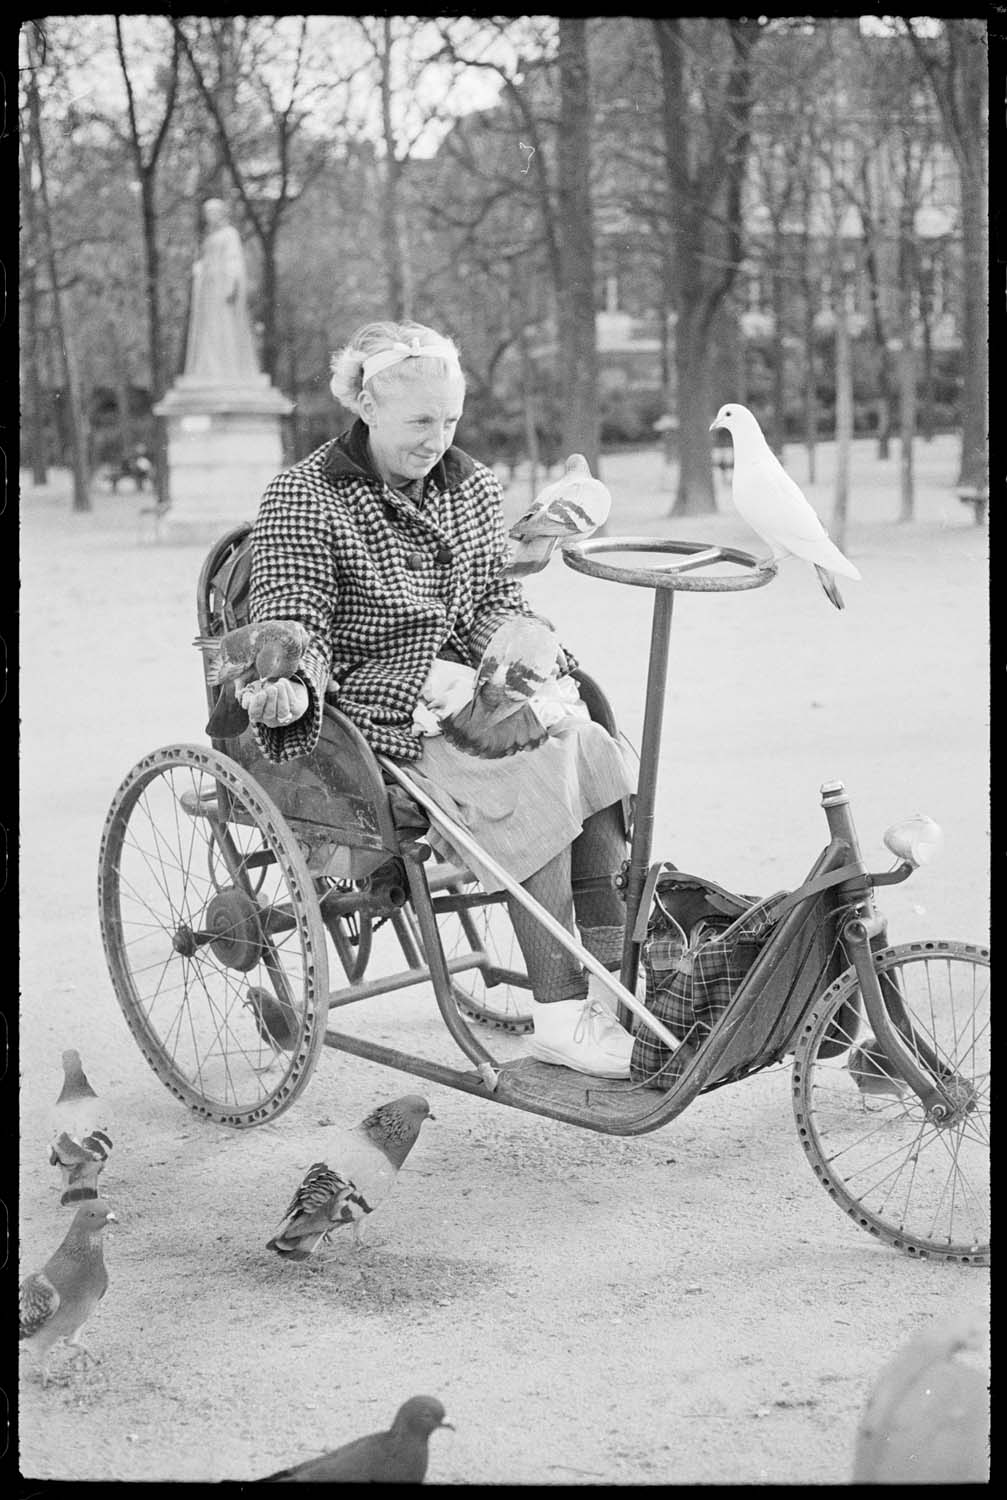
[652,18,763,515]
[556,18,599,470]
[906,19,988,495]
[113,16,181,507]
[22,21,91,511]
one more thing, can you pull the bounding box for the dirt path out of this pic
[18,444,989,1483]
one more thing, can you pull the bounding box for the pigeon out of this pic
[259,1395,453,1483]
[194,619,311,739]
[267,1094,433,1260]
[244,984,301,1053]
[709,403,862,609]
[50,1049,113,1206]
[440,615,559,758]
[506,452,612,576]
[848,1036,910,1109]
[853,1310,990,1483]
[19,1200,117,1387]
[882,813,944,869]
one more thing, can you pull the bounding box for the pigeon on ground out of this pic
[19,1200,117,1387]
[244,984,301,1053]
[50,1049,113,1206]
[259,1395,453,1483]
[848,1036,910,1110]
[194,619,311,738]
[709,403,862,609]
[267,1094,433,1260]
[439,615,559,758]
[853,1310,990,1483]
[882,813,944,869]
[506,452,612,576]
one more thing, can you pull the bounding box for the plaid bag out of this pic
[630,867,786,1089]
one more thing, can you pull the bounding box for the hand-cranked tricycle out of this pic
[97,525,989,1264]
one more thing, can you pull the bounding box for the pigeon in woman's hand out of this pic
[20,1200,117,1387]
[440,615,559,759]
[709,403,861,609]
[259,1395,453,1482]
[848,1036,910,1110]
[506,453,612,576]
[267,1095,433,1260]
[50,1049,113,1207]
[194,619,310,738]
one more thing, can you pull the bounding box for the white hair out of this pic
[329,320,463,409]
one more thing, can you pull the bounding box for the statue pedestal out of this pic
[153,376,294,544]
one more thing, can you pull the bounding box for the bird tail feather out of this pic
[504,537,557,577]
[440,700,549,759]
[815,566,845,610]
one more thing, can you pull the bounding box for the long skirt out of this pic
[405,718,635,892]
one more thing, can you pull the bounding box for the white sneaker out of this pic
[527,995,634,1078]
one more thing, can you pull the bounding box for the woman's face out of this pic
[359,369,466,488]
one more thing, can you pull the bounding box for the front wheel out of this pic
[98,745,330,1126]
[792,940,989,1264]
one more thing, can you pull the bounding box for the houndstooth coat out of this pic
[248,420,564,764]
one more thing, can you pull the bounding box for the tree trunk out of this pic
[833,288,854,549]
[25,25,91,511]
[380,19,410,320]
[557,17,600,471]
[19,142,49,484]
[897,213,917,522]
[674,302,716,514]
[770,255,786,455]
[957,158,988,491]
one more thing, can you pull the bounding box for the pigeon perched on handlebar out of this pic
[19,1200,117,1387]
[258,1395,453,1482]
[506,453,611,576]
[267,1094,433,1260]
[194,619,310,738]
[709,403,861,609]
[50,1049,113,1207]
[848,1036,910,1109]
[440,615,559,759]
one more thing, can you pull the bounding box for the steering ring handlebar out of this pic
[562,536,775,591]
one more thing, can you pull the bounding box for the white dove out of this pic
[709,403,861,609]
[267,1094,433,1261]
[882,813,944,869]
[506,453,612,576]
[50,1049,113,1207]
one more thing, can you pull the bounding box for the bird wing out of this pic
[20,1271,59,1339]
[510,477,611,539]
[268,1162,372,1253]
[263,1433,381,1483]
[734,454,861,578]
[473,616,559,705]
[50,1128,113,1203]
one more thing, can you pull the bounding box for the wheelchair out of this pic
[98,525,989,1263]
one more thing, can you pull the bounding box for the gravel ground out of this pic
[18,438,989,1484]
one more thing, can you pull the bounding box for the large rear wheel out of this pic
[792,941,989,1263]
[98,744,329,1125]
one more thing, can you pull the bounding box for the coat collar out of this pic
[323,418,477,489]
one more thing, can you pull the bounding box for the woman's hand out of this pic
[240,676,309,729]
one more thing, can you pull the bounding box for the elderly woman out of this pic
[244,319,636,1078]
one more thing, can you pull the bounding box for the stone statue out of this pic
[184,198,261,381]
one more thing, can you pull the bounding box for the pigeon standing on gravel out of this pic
[848,1036,910,1110]
[439,615,560,759]
[709,403,862,609]
[267,1095,433,1260]
[194,618,311,738]
[50,1049,113,1207]
[259,1395,453,1483]
[244,984,301,1053]
[506,453,612,576]
[19,1200,117,1387]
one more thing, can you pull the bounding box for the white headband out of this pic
[361,336,459,385]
